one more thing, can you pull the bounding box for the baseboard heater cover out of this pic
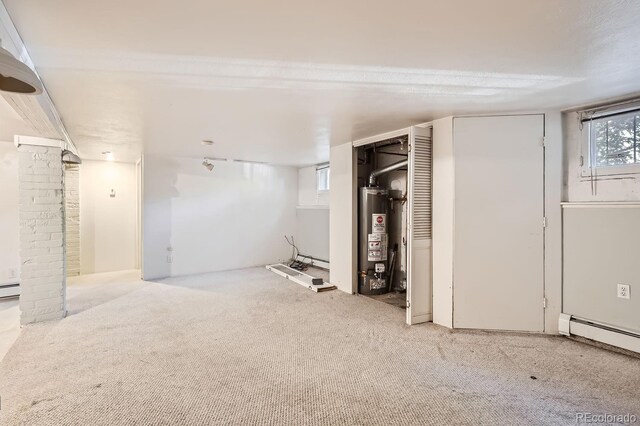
[266,264,336,292]
[559,313,640,353]
[297,254,330,270]
[0,283,20,299]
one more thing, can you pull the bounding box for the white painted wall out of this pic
[80,160,137,274]
[17,144,66,324]
[562,110,639,337]
[298,166,315,206]
[142,155,297,280]
[563,204,640,334]
[0,141,19,284]
[298,166,329,206]
[295,165,329,262]
[563,112,640,201]
[64,164,80,276]
[295,209,330,263]
[329,143,356,293]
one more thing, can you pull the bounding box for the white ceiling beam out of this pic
[0,1,77,155]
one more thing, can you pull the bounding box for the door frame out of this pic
[344,126,433,324]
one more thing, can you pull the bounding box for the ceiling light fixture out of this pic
[201,140,214,146]
[102,151,114,161]
[202,159,214,171]
[62,150,82,165]
[0,42,43,95]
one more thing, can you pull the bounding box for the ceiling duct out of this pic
[369,159,408,186]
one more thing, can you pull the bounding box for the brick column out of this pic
[18,145,66,324]
[64,164,80,276]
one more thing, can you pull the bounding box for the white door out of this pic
[453,115,544,331]
[407,127,433,325]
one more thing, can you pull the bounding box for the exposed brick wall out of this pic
[64,164,80,276]
[18,145,66,324]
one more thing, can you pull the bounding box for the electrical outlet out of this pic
[617,284,630,300]
[7,268,17,280]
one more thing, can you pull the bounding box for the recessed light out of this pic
[201,140,214,146]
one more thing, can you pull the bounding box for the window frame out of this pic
[316,164,330,193]
[581,108,640,178]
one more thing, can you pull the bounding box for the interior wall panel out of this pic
[563,204,640,333]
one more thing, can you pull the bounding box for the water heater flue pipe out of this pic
[368,159,408,186]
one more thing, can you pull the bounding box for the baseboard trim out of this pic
[559,313,640,353]
[0,283,20,299]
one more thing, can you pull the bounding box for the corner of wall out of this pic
[329,142,356,294]
[544,111,563,334]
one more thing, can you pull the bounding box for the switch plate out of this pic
[617,284,630,300]
[167,255,173,264]
[7,268,17,279]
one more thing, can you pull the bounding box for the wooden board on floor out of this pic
[266,264,336,292]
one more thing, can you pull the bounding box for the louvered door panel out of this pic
[412,134,432,239]
[407,127,433,325]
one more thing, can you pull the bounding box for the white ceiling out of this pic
[4,0,640,165]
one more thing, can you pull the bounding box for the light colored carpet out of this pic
[0,267,638,425]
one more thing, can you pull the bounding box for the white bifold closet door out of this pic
[453,115,545,332]
[407,126,432,325]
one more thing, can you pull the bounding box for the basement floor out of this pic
[365,291,407,309]
[0,268,639,425]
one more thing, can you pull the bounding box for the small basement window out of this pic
[583,108,640,175]
[317,164,330,191]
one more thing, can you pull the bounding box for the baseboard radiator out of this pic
[559,314,640,353]
[0,283,20,299]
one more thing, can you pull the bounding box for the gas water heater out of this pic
[358,159,408,295]
[358,186,389,295]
